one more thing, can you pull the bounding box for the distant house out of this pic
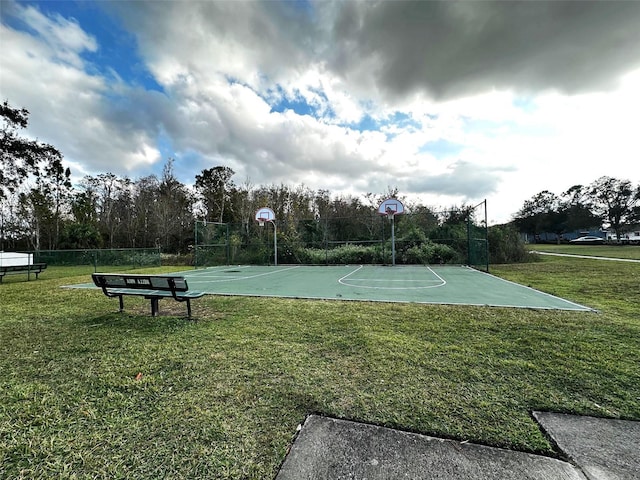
[605,229,640,244]
[521,224,640,245]
[524,229,602,244]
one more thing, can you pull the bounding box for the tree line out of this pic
[2,100,637,264]
[513,179,640,242]
[1,100,480,260]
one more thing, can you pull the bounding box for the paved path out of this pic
[532,251,640,263]
[534,412,640,480]
[276,413,640,479]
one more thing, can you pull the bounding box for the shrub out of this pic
[402,242,461,265]
[296,244,380,264]
[488,224,536,264]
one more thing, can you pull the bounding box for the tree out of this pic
[228,177,256,240]
[82,173,130,248]
[59,222,101,249]
[194,166,235,223]
[1,100,65,201]
[513,191,562,242]
[13,155,72,250]
[155,160,192,252]
[588,177,640,241]
[132,174,161,248]
[560,185,601,233]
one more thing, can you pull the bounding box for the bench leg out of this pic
[150,298,160,317]
[118,295,124,312]
[186,299,192,319]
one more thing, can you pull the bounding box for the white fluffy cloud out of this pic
[1,0,639,224]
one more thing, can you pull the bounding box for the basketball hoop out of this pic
[377,198,405,266]
[255,207,278,265]
[386,206,396,220]
[378,198,404,217]
[255,207,275,224]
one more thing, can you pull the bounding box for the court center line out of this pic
[192,265,302,283]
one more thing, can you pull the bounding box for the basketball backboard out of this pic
[255,207,276,223]
[377,198,405,217]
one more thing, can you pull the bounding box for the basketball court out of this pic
[68,264,593,311]
[67,201,591,311]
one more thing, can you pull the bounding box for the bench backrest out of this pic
[0,263,46,272]
[92,273,189,292]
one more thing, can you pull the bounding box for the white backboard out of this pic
[377,198,405,216]
[255,207,276,222]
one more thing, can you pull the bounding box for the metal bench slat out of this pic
[91,273,204,318]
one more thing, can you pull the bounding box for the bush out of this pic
[160,253,192,266]
[488,224,536,264]
[296,244,381,264]
[401,242,461,265]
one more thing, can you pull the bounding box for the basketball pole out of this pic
[256,207,277,266]
[194,220,198,268]
[378,198,404,267]
[391,214,396,266]
[260,218,277,266]
[270,219,278,266]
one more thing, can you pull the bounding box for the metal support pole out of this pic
[484,199,489,272]
[226,223,230,265]
[391,215,396,266]
[271,220,278,266]
[194,220,198,268]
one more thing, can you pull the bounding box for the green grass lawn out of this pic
[1,258,639,479]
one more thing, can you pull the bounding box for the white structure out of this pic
[605,231,640,244]
[0,252,33,267]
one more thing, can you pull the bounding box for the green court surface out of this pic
[73,265,593,311]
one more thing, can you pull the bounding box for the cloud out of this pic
[405,159,507,198]
[1,0,639,226]
[0,4,171,178]
[12,2,97,67]
[107,1,319,89]
[326,1,640,100]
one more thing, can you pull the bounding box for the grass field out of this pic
[1,250,639,479]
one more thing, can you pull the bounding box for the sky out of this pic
[1,0,639,225]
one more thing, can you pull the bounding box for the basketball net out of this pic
[386,207,396,221]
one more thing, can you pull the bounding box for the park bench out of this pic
[0,263,47,283]
[92,273,204,319]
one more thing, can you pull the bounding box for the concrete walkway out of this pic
[532,251,640,263]
[533,411,640,480]
[276,413,640,479]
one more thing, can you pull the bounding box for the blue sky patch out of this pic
[419,139,464,157]
[25,0,164,93]
[512,96,537,113]
[268,86,333,119]
[388,111,421,130]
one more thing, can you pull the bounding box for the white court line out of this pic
[187,265,252,277]
[469,266,595,312]
[338,265,446,290]
[189,265,301,283]
[532,251,640,263]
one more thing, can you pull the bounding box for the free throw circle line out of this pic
[338,265,446,290]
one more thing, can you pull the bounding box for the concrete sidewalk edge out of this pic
[276,414,588,479]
